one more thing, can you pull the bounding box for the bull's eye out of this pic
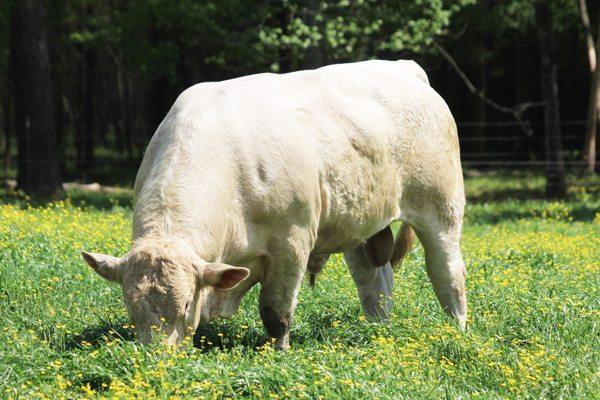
[184,301,191,316]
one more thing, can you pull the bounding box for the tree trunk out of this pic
[536,2,567,198]
[582,1,599,173]
[11,0,63,199]
[2,95,10,178]
[47,0,67,179]
[54,82,66,176]
[110,49,126,154]
[515,35,536,161]
[585,54,599,173]
[578,0,596,71]
[80,42,95,170]
[123,73,134,160]
[471,40,486,156]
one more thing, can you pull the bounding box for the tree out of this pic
[578,0,599,173]
[258,0,475,70]
[11,0,63,198]
[536,1,567,198]
[0,0,11,178]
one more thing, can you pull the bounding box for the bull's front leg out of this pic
[259,232,310,350]
[258,264,305,350]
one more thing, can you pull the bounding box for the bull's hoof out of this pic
[274,336,290,351]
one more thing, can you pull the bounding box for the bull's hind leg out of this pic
[344,248,394,320]
[412,220,467,329]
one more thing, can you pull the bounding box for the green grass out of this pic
[0,173,599,399]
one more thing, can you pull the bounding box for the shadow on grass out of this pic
[467,187,546,203]
[66,189,133,210]
[466,201,600,224]
[62,158,139,188]
[570,204,600,221]
[62,320,135,351]
[193,308,379,351]
[464,169,600,203]
[193,322,270,351]
[61,319,269,353]
[61,308,372,355]
[0,186,133,210]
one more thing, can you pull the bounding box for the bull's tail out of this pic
[390,222,415,269]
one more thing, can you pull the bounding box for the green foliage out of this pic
[259,0,475,69]
[1,173,599,398]
[57,0,478,81]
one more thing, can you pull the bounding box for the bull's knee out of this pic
[259,306,291,349]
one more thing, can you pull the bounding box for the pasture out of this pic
[1,172,599,399]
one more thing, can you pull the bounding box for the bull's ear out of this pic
[82,251,124,283]
[201,263,250,290]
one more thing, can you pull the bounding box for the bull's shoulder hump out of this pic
[313,59,429,85]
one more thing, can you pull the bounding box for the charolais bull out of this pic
[82,59,467,349]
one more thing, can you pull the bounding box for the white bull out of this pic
[82,59,467,348]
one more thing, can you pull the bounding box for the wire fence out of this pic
[455,120,591,169]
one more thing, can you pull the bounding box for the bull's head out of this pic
[81,242,249,345]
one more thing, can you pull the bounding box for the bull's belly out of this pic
[313,228,369,254]
[312,154,401,254]
[312,195,400,254]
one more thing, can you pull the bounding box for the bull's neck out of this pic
[132,182,232,263]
